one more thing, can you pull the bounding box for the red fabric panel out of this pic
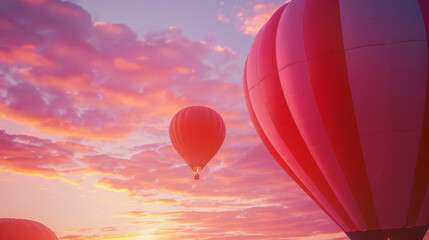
[0,218,58,240]
[244,60,345,230]
[302,0,379,229]
[277,0,368,230]
[255,3,355,231]
[407,0,429,226]
[245,14,351,230]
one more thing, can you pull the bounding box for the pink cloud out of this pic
[0,130,94,176]
[157,207,343,240]
[217,14,230,23]
[0,0,242,140]
[69,141,344,239]
[64,226,117,233]
[0,44,53,67]
[59,234,142,240]
[216,1,285,36]
[237,3,283,35]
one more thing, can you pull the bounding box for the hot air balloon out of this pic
[244,0,429,239]
[0,218,58,240]
[169,106,226,180]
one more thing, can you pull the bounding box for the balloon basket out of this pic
[194,173,200,180]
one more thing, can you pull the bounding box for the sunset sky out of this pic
[1,0,427,239]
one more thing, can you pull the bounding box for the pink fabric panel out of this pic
[275,0,306,69]
[244,60,347,231]
[278,67,356,231]
[275,0,365,231]
[340,0,428,229]
[247,43,287,158]
[257,5,286,80]
[300,0,379,228]
[244,69,345,230]
[256,4,356,230]
[246,32,263,90]
[245,8,350,230]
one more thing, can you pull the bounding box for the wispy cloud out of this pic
[0,0,241,140]
[60,234,143,240]
[216,1,285,36]
[237,3,283,35]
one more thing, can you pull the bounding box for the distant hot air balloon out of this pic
[169,106,226,180]
[0,218,58,240]
[244,0,429,239]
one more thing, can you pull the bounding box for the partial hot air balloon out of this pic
[0,218,58,240]
[244,0,429,239]
[169,106,226,180]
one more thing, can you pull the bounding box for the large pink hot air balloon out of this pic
[244,0,429,239]
[0,218,58,240]
[169,106,226,180]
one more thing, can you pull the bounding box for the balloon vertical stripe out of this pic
[277,0,367,230]
[244,58,347,232]
[244,0,429,238]
[302,0,379,229]
[408,0,429,227]
[256,1,356,231]
[339,0,428,229]
[248,13,352,229]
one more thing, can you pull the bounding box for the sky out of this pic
[0,0,427,240]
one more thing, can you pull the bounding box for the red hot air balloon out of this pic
[244,0,429,239]
[0,218,58,240]
[169,106,226,180]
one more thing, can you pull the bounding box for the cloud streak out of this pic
[216,0,286,36]
[1,0,241,140]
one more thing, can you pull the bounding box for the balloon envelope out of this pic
[169,106,225,176]
[0,218,58,240]
[244,0,429,239]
